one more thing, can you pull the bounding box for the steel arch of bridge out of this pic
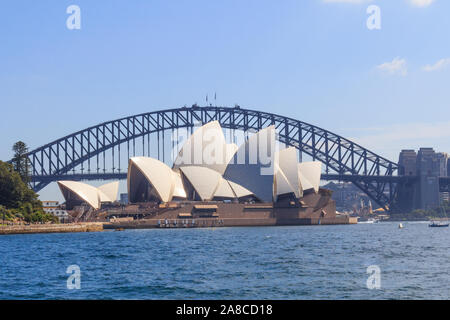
[26,105,399,211]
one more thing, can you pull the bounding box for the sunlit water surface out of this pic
[0,222,448,299]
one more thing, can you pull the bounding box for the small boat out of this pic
[429,222,449,228]
[398,223,404,229]
[429,207,449,228]
[358,218,379,224]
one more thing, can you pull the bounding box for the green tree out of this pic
[0,161,26,208]
[0,205,7,224]
[11,141,30,184]
[0,161,55,223]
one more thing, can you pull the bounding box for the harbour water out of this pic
[0,222,448,299]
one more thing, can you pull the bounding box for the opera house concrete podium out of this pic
[59,121,356,227]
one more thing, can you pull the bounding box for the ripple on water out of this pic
[0,223,448,299]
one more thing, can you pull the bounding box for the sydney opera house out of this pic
[57,181,119,210]
[57,121,356,227]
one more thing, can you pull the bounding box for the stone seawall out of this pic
[104,215,357,230]
[0,223,104,235]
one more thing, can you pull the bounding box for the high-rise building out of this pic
[417,148,440,176]
[436,152,448,177]
[398,150,417,176]
[397,148,447,211]
[416,148,440,209]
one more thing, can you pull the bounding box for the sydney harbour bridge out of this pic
[23,105,448,212]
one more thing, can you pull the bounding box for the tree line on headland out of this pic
[0,142,57,224]
[395,204,450,221]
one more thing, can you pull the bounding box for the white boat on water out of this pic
[429,207,449,228]
[358,218,380,224]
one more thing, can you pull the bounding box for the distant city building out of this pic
[417,148,440,176]
[42,200,59,208]
[436,152,448,177]
[42,201,69,221]
[416,148,440,209]
[398,150,417,176]
[440,192,449,204]
[120,193,129,205]
[397,148,447,210]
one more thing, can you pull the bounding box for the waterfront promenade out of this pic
[0,223,103,235]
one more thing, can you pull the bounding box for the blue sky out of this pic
[1,0,449,200]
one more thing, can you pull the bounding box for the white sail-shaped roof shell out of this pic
[224,143,238,166]
[298,162,322,193]
[180,166,222,201]
[227,180,254,199]
[224,126,276,202]
[123,122,325,205]
[128,157,175,203]
[275,147,302,198]
[298,169,314,191]
[174,121,231,175]
[98,181,119,202]
[172,170,187,199]
[57,181,101,210]
[274,164,295,200]
[214,178,236,199]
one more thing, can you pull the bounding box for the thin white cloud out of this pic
[408,0,435,7]
[423,58,450,72]
[376,57,408,76]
